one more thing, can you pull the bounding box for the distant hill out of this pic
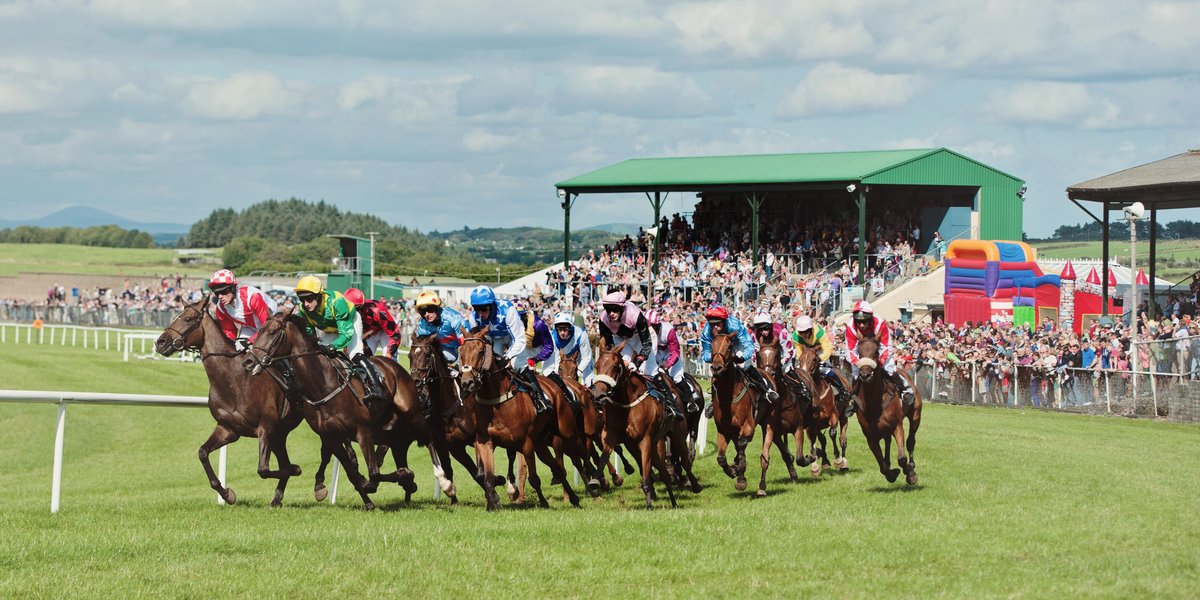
[427,225,624,263]
[0,206,190,235]
[581,222,644,236]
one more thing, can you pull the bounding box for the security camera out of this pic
[1123,202,1145,220]
[557,188,567,199]
[846,183,856,193]
[1017,185,1028,197]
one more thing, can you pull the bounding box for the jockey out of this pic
[844,300,915,408]
[413,290,468,368]
[466,285,548,415]
[749,311,796,369]
[542,311,594,385]
[792,314,852,407]
[294,276,385,401]
[207,269,277,351]
[701,305,779,403]
[343,288,403,360]
[514,299,555,376]
[647,309,696,414]
[598,291,682,422]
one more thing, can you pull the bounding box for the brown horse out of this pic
[794,348,850,475]
[458,326,582,511]
[709,332,775,496]
[554,347,624,491]
[755,336,809,483]
[590,339,700,509]
[155,296,305,506]
[246,311,455,510]
[852,338,922,485]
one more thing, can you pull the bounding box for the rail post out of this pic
[51,400,67,514]
[330,460,341,505]
[697,413,708,455]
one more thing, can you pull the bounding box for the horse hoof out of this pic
[314,485,328,503]
[906,472,919,486]
[587,478,601,491]
[289,464,302,477]
[363,482,379,494]
[885,469,901,483]
[612,475,624,487]
[539,499,550,509]
[400,479,418,495]
[363,502,375,511]
[690,482,703,494]
[270,499,283,508]
[450,496,460,505]
[755,489,767,498]
[735,478,747,491]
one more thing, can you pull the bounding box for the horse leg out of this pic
[522,439,551,509]
[474,440,501,512]
[638,436,656,509]
[504,448,527,504]
[893,423,917,486]
[451,444,489,490]
[648,437,678,509]
[615,444,636,475]
[733,436,749,491]
[715,431,735,478]
[384,435,418,501]
[834,421,850,472]
[905,409,921,479]
[866,435,900,483]
[313,440,337,502]
[667,424,703,494]
[428,444,458,504]
[329,438,375,510]
[535,441,580,507]
[266,431,299,507]
[775,433,799,482]
[794,425,813,468]
[198,425,239,505]
[756,424,774,497]
[811,429,828,477]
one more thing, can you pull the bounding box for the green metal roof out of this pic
[555,147,1022,191]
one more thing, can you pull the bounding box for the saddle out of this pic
[546,371,584,423]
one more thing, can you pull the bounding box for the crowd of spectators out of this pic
[1,275,207,328]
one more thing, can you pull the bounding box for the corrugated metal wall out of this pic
[863,149,1024,241]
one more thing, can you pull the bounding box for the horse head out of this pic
[244,307,301,376]
[757,337,781,376]
[710,332,737,376]
[794,346,818,375]
[856,338,881,383]
[558,346,580,382]
[156,294,211,356]
[590,338,627,403]
[459,325,493,394]
[408,332,443,405]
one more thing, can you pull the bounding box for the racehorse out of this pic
[458,326,583,511]
[590,339,701,509]
[155,296,305,506]
[794,348,850,475]
[245,311,455,510]
[755,336,809,482]
[709,331,775,496]
[555,347,626,491]
[852,338,922,485]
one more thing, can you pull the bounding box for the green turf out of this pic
[0,243,214,277]
[1032,239,1200,283]
[1,343,1198,597]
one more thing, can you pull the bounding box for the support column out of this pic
[856,189,867,284]
[561,192,576,267]
[1149,206,1158,319]
[649,191,665,276]
[1102,202,1110,317]
[746,193,764,265]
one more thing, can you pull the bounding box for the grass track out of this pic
[1,343,1198,597]
[0,243,213,277]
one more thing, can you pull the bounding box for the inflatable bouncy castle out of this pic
[943,240,1061,326]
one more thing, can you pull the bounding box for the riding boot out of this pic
[676,377,697,414]
[522,369,551,415]
[891,371,916,407]
[743,365,780,402]
[653,375,685,422]
[352,354,386,402]
[823,368,851,405]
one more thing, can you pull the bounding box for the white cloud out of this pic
[462,129,517,153]
[337,74,462,125]
[775,63,921,119]
[556,65,712,118]
[982,81,1118,129]
[667,0,871,60]
[182,71,301,120]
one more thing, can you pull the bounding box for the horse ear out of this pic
[598,336,609,351]
[615,340,626,353]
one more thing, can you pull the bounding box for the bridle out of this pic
[246,316,323,369]
[162,304,207,352]
[459,335,502,392]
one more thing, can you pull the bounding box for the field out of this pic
[2,343,1199,597]
[1031,239,1200,283]
[0,243,214,278]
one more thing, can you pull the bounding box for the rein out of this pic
[460,335,516,406]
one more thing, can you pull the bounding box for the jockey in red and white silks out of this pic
[843,300,914,405]
[208,269,277,349]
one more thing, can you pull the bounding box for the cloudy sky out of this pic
[1,0,1198,237]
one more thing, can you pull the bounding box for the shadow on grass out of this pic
[867,483,926,493]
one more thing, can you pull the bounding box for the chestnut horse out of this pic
[555,347,625,491]
[155,296,305,506]
[590,339,701,509]
[709,332,776,496]
[794,348,850,475]
[246,311,455,510]
[852,338,922,485]
[755,337,810,483]
[458,326,583,511]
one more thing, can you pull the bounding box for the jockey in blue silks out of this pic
[466,285,548,414]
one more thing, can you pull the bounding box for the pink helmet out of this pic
[645,310,660,325]
[208,269,236,290]
[601,291,626,306]
[343,288,365,305]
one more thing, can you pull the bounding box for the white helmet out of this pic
[795,315,814,332]
[553,311,574,326]
[753,311,772,326]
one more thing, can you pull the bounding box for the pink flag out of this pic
[1136,269,1149,286]
[1084,267,1101,286]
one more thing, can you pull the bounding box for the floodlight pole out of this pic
[366,231,378,299]
[1129,214,1138,324]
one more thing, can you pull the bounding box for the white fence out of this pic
[0,322,197,362]
[0,390,220,513]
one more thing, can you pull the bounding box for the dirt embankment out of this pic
[0,273,208,302]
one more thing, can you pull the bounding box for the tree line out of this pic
[0,225,154,248]
[1042,219,1200,241]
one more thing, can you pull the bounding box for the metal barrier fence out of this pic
[0,322,195,362]
[0,303,181,328]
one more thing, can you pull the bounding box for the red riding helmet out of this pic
[705,306,729,320]
[343,288,365,305]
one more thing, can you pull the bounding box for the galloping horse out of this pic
[709,332,776,496]
[458,326,583,511]
[246,311,455,510]
[590,339,701,509]
[554,348,623,492]
[756,336,809,483]
[155,296,305,506]
[852,338,922,485]
[794,348,850,475]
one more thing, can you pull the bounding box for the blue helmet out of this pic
[470,285,496,307]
